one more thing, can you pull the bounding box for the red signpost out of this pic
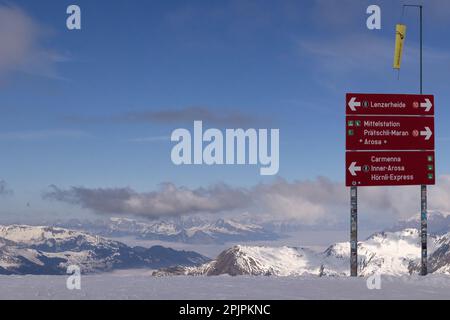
[345,93,435,188]
[346,92,436,277]
[346,115,434,151]
[346,151,435,187]
[346,93,434,115]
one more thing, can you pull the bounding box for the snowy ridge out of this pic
[0,225,209,275]
[154,229,450,277]
[55,217,279,244]
[0,225,108,250]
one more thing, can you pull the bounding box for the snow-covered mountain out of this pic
[428,235,450,274]
[154,228,450,277]
[0,225,209,275]
[55,217,279,244]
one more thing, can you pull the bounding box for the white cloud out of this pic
[428,175,450,215]
[0,4,65,80]
[250,177,346,224]
[0,130,90,141]
[43,176,450,227]
[126,136,170,143]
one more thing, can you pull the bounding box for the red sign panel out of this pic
[346,115,434,150]
[346,93,434,116]
[346,151,435,187]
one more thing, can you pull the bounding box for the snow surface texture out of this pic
[155,229,450,277]
[0,274,449,300]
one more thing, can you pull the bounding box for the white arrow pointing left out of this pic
[420,127,433,141]
[348,97,361,112]
[348,162,362,176]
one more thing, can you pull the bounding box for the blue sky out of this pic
[1,0,450,224]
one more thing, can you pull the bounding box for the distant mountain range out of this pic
[3,212,450,276]
[388,211,450,235]
[0,225,209,275]
[154,228,450,277]
[53,217,280,244]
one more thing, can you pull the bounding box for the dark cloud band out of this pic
[43,176,450,226]
[43,183,251,218]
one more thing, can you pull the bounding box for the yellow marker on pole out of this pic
[393,24,407,69]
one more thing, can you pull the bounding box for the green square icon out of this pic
[355,120,361,127]
[428,165,434,171]
[348,120,354,127]
[428,173,434,180]
[348,129,354,136]
[427,156,434,162]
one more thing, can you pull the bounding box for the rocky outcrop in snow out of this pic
[154,228,450,277]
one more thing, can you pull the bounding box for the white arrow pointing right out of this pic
[348,97,361,112]
[420,127,433,141]
[420,98,433,112]
[348,162,362,176]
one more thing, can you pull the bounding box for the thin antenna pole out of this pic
[419,5,427,277]
[420,5,423,95]
[404,4,427,276]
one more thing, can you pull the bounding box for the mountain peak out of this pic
[157,228,450,277]
[0,224,209,275]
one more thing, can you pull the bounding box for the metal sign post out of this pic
[345,91,434,277]
[350,186,358,277]
[421,184,427,275]
[404,4,427,276]
[345,5,433,277]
